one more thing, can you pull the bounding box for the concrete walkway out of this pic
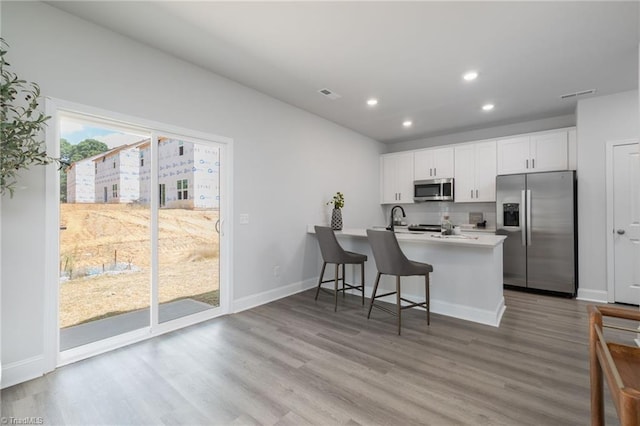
[60,298,214,351]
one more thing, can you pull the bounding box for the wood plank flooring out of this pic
[1,290,631,425]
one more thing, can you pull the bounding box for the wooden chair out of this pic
[588,304,640,426]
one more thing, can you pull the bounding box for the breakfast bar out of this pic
[308,226,507,327]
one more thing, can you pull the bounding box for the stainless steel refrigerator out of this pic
[496,171,577,295]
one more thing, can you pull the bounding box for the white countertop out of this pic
[392,224,496,234]
[307,225,505,248]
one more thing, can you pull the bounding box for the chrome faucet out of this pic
[388,205,406,232]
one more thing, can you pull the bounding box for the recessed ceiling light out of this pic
[482,103,495,111]
[402,120,413,127]
[366,98,378,106]
[463,71,478,81]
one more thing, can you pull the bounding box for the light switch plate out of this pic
[239,214,249,224]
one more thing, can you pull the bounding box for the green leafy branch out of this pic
[1,38,56,197]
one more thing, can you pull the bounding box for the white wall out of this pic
[385,114,576,153]
[576,90,639,301]
[0,1,385,386]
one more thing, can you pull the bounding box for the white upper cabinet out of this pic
[568,128,577,170]
[496,136,530,175]
[414,147,454,180]
[380,152,415,204]
[379,127,574,205]
[497,130,569,175]
[530,131,568,172]
[453,144,476,203]
[454,140,497,202]
[474,141,498,202]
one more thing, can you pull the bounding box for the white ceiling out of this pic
[50,1,639,144]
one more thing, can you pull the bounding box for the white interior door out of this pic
[612,143,640,305]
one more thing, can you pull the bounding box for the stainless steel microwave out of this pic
[414,178,454,202]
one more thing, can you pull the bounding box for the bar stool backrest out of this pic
[366,229,414,276]
[314,226,348,264]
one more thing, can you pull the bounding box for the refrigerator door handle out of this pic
[526,189,532,246]
[521,190,526,246]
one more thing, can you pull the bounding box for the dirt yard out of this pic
[60,203,219,328]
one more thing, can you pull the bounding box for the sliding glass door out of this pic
[59,118,151,350]
[155,136,221,323]
[56,109,227,361]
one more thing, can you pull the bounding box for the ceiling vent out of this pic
[560,89,596,100]
[318,88,342,100]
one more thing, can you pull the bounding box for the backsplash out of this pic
[384,202,496,228]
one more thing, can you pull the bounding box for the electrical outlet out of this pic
[239,213,249,224]
[273,265,280,277]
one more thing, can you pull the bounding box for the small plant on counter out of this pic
[326,191,344,209]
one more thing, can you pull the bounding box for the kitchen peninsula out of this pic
[308,226,507,327]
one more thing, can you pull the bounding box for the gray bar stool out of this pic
[314,226,367,311]
[366,229,433,335]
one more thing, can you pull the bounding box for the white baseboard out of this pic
[233,278,317,313]
[358,285,505,327]
[431,297,506,327]
[577,288,608,303]
[1,355,45,389]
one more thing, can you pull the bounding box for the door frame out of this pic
[44,97,234,371]
[605,138,639,303]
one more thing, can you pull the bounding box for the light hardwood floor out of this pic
[1,290,629,425]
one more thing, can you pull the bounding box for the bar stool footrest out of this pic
[400,298,428,310]
[371,303,398,317]
[372,291,397,299]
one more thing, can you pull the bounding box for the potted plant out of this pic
[326,191,344,230]
[1,38,55,197]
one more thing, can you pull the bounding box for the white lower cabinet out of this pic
[381,152,414,204]
[454,141,497,202]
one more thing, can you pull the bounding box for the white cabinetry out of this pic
[414,147,454,180]
[530,131,568,172]
[496,136,529,175]
[454,140,497,202]
[381,152,414,204]
[497,130,568,175]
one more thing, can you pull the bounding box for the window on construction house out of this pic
[112,184,118,198]
[178,141,184,156]
[177,179,188,200]
[140,151,144,167]
[95,163,98,174]
[113,161,116,169]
